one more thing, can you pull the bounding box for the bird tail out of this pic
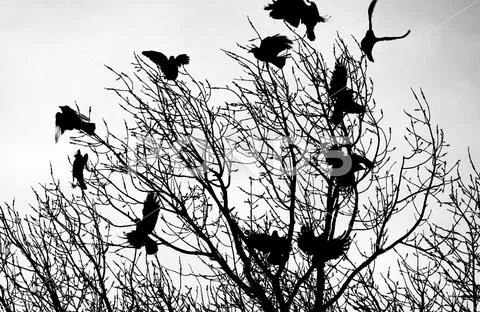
[80,122,96,135]
[271,56,286,69]
[126,231,145,249]
[144,236,158,255]
[306,27,316,41]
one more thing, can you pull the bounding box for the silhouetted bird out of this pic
[330,89,365,125]
[300,1,327,41]
[72,150,88,190]
[327,61,364,124]
[55,106,96,143]
[298,226,350,262]
[126,192,160,255]
[249,35,293,69]
[334,151,374,188]
[265,0,304,27]
[142,51,190,80]
[328,61,348,98]
[248,230,289,265]
[265,0,327,41]
[361,0,411,62]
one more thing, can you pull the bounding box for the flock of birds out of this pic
[52,0,406,256]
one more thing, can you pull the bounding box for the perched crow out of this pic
[72,150,88,190]
[247,230,289,265]
[265,0,327,41]
[361,0,411,62]
[300,1,327,41]
[249,35,293,69]
[55,106,95,143]
[298,226,350,262]
[126,192,160,255]
[265,0,304,27]
[297,225,317,255]
[142,51,190,80]
[334,152,374,188]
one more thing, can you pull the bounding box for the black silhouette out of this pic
[72,150,88,190]
[264,0,327,41]
[300,1,327,41]
[332,150,374,188]
[249,35,293,69]
[330,89,365,125]
[328,61,348,98]
[247,230,289,265]
[265,0,304,27]
[142,51,190,80]
[361,0,411,62]
[55,106,96,143]
[298,226,350,262]
[327,61,365,125]
[126,192,160,255]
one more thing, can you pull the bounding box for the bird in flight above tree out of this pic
[126,192,160,255]
[72,150,88,190]
[265,0,327,41]
[249,34,293,69]
[361,0,411,62]
[55,105,95,143]
[142,51,190,81]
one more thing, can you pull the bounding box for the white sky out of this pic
[1,0,480,207]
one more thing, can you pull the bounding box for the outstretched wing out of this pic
[175,54,190,66]
[329,61,348,97]
[367,0,378,30]
[261,35,293,55]
[142,50,168,69]
[141,192,160,234]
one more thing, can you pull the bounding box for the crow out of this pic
[142,51,190,80]
[328,61,348,98]
[265,0,327,41]
[72,150,88,190]
[300,1,327,41]
[298,226,350,262]
[247,230,289,265]
[249,35,293,69]
[265,0,304,27]
[330,89,365,125]
[55,106,95,143]
[361,0,411,62]
[126,192,160,255]
[334,152,374,188]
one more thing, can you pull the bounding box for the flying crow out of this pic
[142,51,190,80]
[265,0,327,41]
[249,34,293,69]
[55,106,95,143]
[361,0,411,62]
[126,192,160,255]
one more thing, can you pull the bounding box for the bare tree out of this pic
[0,29,457,312]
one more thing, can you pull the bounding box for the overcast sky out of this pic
[1,0,480,207]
